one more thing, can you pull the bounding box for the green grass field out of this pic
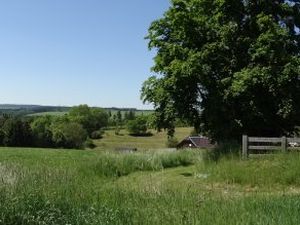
[27,111,69,117]
[95,127,193,151]
[1,147,300,224]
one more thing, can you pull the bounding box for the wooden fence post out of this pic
[242,135,248,159]
[281,136,287,152]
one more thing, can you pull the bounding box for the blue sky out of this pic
[0,1,170,109]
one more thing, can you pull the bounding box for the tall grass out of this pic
[90,150,201,177]
[0,149,202,224]
[1,148,300,224]
[1,183,300,224]
[203,140,241,162]
[200,152,300,187]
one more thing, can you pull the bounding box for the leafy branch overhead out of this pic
[142,0,300,141]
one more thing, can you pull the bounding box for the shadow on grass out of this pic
[180,172,193,177]
[129,133,153,137]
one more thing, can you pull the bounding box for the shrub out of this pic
[90,130,104,139]
[126,116,148,136]
[115,126,120,135]
[68,105,109,135]
[51,121,87,149]
[31,115,54,147]
[166,137,178,148]
[85,138,96,149]
[1,117,33,147]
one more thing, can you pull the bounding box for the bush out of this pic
[31,115,54,147]
[68,105,109,135]
[115,126,120,135]
[166,137,178,148]
[126,116,148,136]
[85,138,96,149]
[51,121,87,149]
[1,117,33,147]
[90,130,104,139]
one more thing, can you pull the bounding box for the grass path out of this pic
[114,164,300,197]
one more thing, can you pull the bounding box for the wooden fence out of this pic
[242,135,300,158]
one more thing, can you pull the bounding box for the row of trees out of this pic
[108,110,136,126]
[106,110,156,136]
[0,105,109,149]
[0,115,32,147]
[0,105,159,149]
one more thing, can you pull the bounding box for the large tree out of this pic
[68,105,109,135]
[1,117,32,147]
[142,0,300,141]
[31,115,54,147]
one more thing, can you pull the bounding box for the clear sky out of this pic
[0,1,170,109]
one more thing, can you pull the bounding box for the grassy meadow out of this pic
[95,127,192,151]
[27,111,69,117]
[1,146,300,224]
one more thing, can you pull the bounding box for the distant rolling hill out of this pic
[0,104,70,116]
[0,104,153,117]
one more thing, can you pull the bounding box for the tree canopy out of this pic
[142,0,300,141]
[68,105,109,135]
[126,115,148,136]
[0,105,109,149]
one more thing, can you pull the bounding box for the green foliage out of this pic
[0,116,32,147]
[29,104,110,149]
[31,115,54,147]
[50,118,87,149]
[90,129,105,139]
[107,109,153,127]
[142,0,300,141]
[84,138,96,149]
[124,110,136,121]
[116,110,122,125]
[109,114,118,127]
[126,115,148,136]
[0,104,70,117]
[68,105,109,135]
[28,105,108,149]
[166,137,179,148]
[114,125,121,135]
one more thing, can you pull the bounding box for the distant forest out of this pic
[0,104,156,149]
[0,104,152,117]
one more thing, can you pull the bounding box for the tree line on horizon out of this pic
[0,105,158,149]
